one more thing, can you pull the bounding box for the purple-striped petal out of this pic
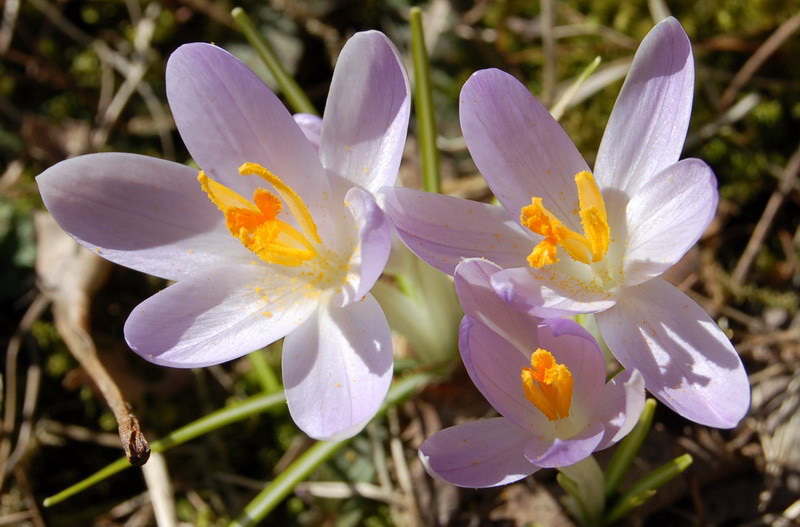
[334,187,392,307]
[460,68,589,231]
[459,317,556,434]
[419,417,538,488]
[523,423,605,468]
[124,264,316,368]
[382,187,531,275]
[594,17,694,197]
[294,113,322,152]
[320,31,410,192]
[454,258,539,352]
[166,43,330,218]
[283,294,393,440]
[37,153,253,281]
[537,318,606,420]
[622,159,717,287]
[491,266,617,318]
[596,278,750,428]
[595,369,645,450]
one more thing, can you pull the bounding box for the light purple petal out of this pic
[459,317,555,434]
[594,17,694,197]
[460,68,589,231]
[595,369,646,450]
[537,318,606,420]
[596,278,750,428]
[491,266,617,318]
[124,264,316,368]
[454,258,539,352]
[37,153,253,281]
[334,187,392,307]
[320,31,410,192]
[294,113,322,152]
[419,417,538,488]
[622,158,717,287]
[382,187,531,275]
[166,43,332,222]
[283,294,393,440]
[523,424,605,468]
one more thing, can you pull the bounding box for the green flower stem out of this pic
[603,454,693,524]
[231,7,318,116]
[248,348,281,394]
[558,455,605,526]
[228,370,436,526]
[604,398,656,497]
[410,6,441,194]
[43,391,287,507]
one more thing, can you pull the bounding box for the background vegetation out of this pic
[1,0,799,525]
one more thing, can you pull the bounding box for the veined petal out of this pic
[37,153,254,281]
[124,264,317,368]
[537,318,606,421]
[594,17,694,197]
[523,424,605,468]
[491,266,617,318]
[382,187,532,275]
[596,278,750,428]
[459,68,590,232]
[622,159,717,287]
[166,43,332,230]
[283,294,393,440]
[320,31,410,192]
[294,113,322,152]
[459,317,556,434]
[595,369,646,450]
[334,187,392,307]
[454,258,539,352]
[419,417,538,488]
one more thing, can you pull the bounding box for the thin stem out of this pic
[231,7,318,116]
[43,392,287,507]
[228,371,435,526]
[410,7,441,194]
[248,348,281,394]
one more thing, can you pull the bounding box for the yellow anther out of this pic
[520,348,573,421]
[520,171,609,268]
[239,162,321,245]
[198,167,319,267]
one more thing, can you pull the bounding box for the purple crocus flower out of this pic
[419,258,645,487]
[37,31,410,441]
[383,18,749,428]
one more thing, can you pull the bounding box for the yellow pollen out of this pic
[520,171,609,267]
[520,348,573,421]
[198,163,322,267]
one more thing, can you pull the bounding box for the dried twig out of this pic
[719,13,800,110]
[732,142,800,285]
[540,0,556,106]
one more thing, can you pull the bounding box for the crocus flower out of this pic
[383,17,749,428]
[37,31,410,441]
[419,258,645,487]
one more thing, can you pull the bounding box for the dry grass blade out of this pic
[34,212,150,466]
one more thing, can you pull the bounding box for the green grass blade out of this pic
[231,7,317,116]
[43,391,287,507]
[604,398,656,497]
[410,6,441,193]
[550,56,601,121]
[228,370,435,526]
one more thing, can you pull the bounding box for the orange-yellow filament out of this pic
[520,348,573,421]
[520,171,609,267]
[198,163,321,267]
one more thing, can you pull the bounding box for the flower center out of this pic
[199,162,324,267]
[520,348,573,421]
[520,171,609,268]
